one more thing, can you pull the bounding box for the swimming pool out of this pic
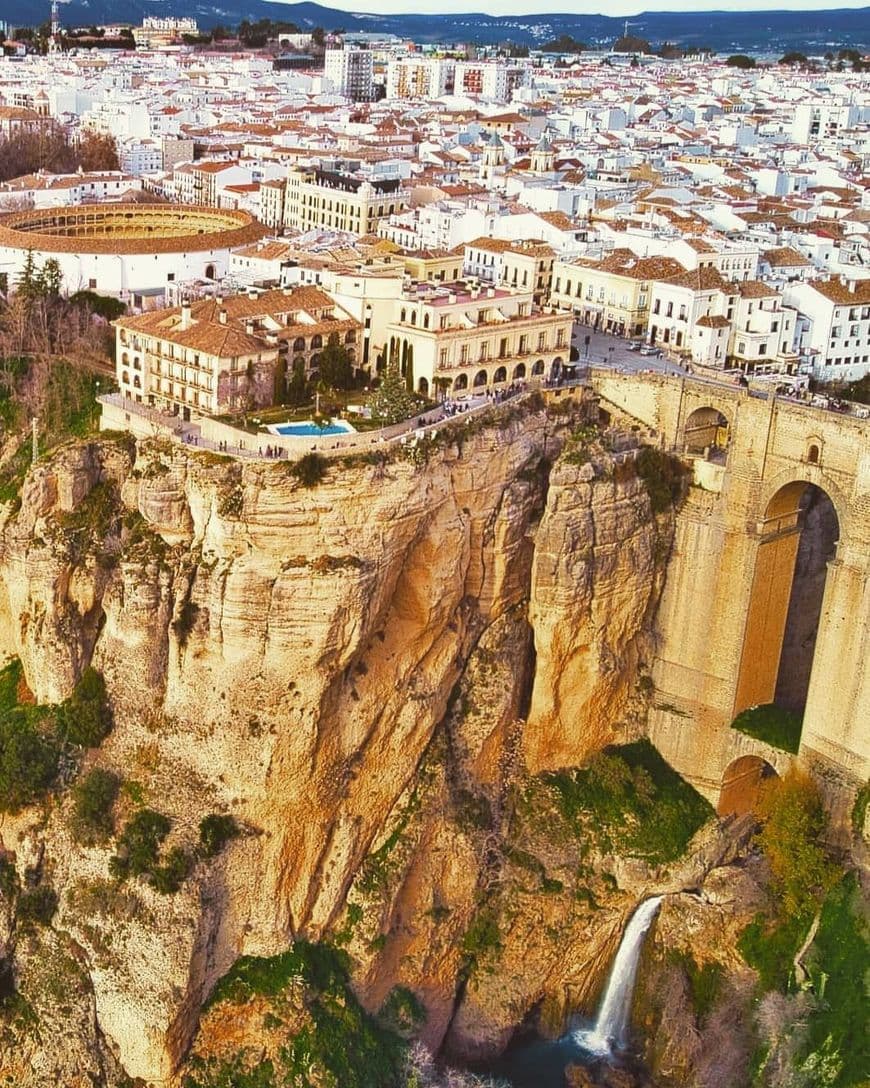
[267,420,357,438]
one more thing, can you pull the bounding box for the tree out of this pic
[37,258,61,298]
[780,51,810,67]
[286,358,308,405]
[541,34,588,53]
[369,362,417,426]
[17,250,39,304]
[614,34,651,54]
[77,131,119,172]
[727,54,756,69]
[756,770,837,920]
[318,332,354,390]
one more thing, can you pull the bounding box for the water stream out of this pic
[484,895,664,1087]
[574,895,664,1056]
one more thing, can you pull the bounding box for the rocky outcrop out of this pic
[525,459,669,772]
[0,402,684,1085]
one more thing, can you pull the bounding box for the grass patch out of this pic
[198,814,239,858]
[731,703,802,754]
[542,739,713,865]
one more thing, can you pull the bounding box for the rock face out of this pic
[525,458,670,772]
[0,403,685,1085]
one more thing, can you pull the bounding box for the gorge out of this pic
[0,383,866,1088]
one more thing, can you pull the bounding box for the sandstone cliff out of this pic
[0,400,701,1085]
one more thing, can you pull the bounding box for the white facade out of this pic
[324,47,375,103]
[784,280,870,382]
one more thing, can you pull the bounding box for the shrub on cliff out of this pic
[71,767,120,843]
[0,659,60,814]
[198,813,239,858]
[110,809,170,881]
[634,446,689,513]
[288,451,327,488]
[60,667,112,748]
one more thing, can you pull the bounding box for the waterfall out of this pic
[575,895,663,1057]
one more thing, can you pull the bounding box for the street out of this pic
[571,324,690,378]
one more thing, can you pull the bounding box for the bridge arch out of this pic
[682,405,730,456]
[735,478,841,724]
[718,755,778,818]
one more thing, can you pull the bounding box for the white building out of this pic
[324,46,375,103]
[386,58,454,100]
[453,61,530,104]
[784,278,870,382]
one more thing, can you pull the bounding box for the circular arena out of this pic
[0,203,267,305]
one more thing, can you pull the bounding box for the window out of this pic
[653,299,661,315]
[759,343,767,355]
[738,341,746,354]
[666,302,673,318]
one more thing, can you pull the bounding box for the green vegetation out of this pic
[188,941,409,1088]
[727,53,757,68]
[542,739,713,864]
[369,362,419,426]
[541,34,588,52]
[731,703,802,754]
[198,814,239,858]
[669,949,725,1021]
[378,986,426,1038]
[71,767,120,843]
[0,659,59,814]
[634,446,689,513]
[288,451,327,489]
[110,808,190,894]
[461,907,502,972]
[59,667,112,748]
[16,885,57,928]
[800,873,869,1086]
[852,780,870,836]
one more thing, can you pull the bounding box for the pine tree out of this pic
[17,249,38,304]
[369,361,417,425]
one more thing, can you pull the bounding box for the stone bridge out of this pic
[591,370,870,825]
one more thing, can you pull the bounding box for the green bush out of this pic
[110,809,170,881]
[150,846,192,895]
[198,814,239,858]
[17,885,58,927]
[288,452,327,488]
[61,667,112,747]
[850,780,869,836]
[71,767,120,842]
[0,658,60,813]
[461,907,502,970]
[634,446,689,513]
[731,703,802,753]
[544,739,713,864]
[378,985,426,1038]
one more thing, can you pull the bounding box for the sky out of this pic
[322,0,869,12]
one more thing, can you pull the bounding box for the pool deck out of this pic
[98,380,588,462]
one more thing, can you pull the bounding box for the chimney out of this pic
[487,287,495,297]
[218,308,228,325]
[448,292,457,304]
[245,319,255,335]
[180,300,191,330]
[247,288,259,300]
[849,280,856,294]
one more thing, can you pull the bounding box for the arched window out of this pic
[293,337,305,352]
[311,334,323,350]
[807,443,820,465]
[345,330,355,344]
[310,354,321,368]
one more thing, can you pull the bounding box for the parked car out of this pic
[639,345,662,357]
[626,341,643,352]
[855,405,869,419]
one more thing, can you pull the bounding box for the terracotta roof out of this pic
[762,246,812,268]
[737,280,779,299]
[809,279,870,305]
[696,315,731,328]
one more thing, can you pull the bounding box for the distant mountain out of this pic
[1,1,868,53]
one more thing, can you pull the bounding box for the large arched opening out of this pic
[734,480,840,732]
[682,406,729,457]
[718,755,778,818]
